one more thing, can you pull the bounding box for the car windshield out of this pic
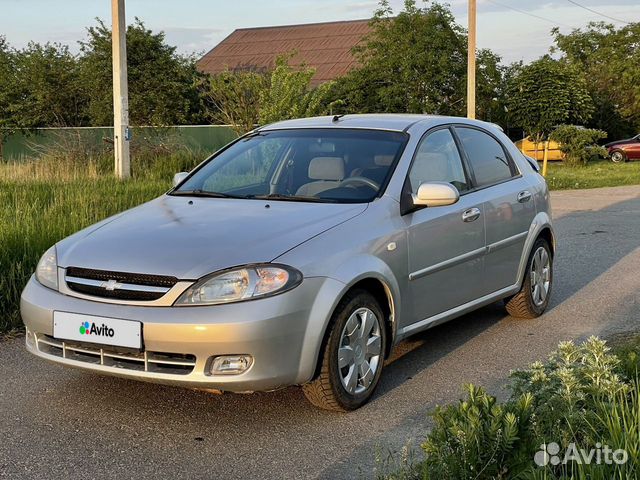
[172,128,408,203]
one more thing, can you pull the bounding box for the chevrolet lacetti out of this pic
[21,115,555,411]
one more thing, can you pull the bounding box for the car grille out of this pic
[65,267,178,301]
[35,333,196,376]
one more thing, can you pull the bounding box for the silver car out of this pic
[21,115,554,411]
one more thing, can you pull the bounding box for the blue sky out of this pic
[1,0,639,63]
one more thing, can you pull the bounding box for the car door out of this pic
[404,127,486,325]
[454,126,537,295]
[626,136,640,160]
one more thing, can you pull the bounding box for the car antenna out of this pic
[332,114,346,123]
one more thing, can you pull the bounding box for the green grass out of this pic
[545,160,640,190]
[0,152,202,332]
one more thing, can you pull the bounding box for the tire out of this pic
[504,238,553,319]
[610,150,627,163]
[302,290,387,412]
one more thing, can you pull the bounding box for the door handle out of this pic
[462,207,481,222]
[517,190,532,203]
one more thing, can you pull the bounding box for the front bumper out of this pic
[21,275,345,392]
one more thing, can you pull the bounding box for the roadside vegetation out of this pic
[376,336,640,479]
[545,160,640,190]
[0,148,201,333]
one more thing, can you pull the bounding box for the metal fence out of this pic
[1,125,238,161]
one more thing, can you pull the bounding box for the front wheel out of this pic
[504,238,553,319]
[302,290,386,411]
[610,150,627,163]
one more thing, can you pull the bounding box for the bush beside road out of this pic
[378,336,640,479]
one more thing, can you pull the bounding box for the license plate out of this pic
[53,312,142,349]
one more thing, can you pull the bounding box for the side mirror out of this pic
[172,172,189,187]
[412,182,460,207]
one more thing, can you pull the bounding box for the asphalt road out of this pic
[1,185,640,480]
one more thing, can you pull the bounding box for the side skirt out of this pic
[395,283,520,341]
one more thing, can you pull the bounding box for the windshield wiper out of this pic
[170,189,247,199]
[250,194,334,203]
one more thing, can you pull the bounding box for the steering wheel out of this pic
[338,176,380,191]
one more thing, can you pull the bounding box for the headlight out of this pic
[175,264,302,306]
[35,245,58,290]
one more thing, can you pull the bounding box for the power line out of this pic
[485,0,577,30]
[565,0,632,25]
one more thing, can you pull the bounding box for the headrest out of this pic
[308,157,345,181]
[374,154,395,166]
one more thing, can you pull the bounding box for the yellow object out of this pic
[542,141,549,177]
[515,137,564,161]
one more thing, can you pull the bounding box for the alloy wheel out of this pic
[530,246,551,307]
[337,307,382,395]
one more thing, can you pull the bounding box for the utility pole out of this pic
[112,0,130,179]
[467,0,476,119]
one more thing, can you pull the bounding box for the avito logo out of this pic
[79,321,115,338]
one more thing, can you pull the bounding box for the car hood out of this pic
[57,195,367,279]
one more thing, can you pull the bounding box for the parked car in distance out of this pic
[21,114,555,411]
[515,136,563,162]
[605,133,640,163]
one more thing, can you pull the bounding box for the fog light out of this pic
[210,355,253,375]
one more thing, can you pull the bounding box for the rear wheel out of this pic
[504,238,553,319]
[610,150,627,163]
[302,290,386,411]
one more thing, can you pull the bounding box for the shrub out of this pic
[550,125,608,166]
[382,337,640,480]
[510,337,628,447]
[421,385,534,479]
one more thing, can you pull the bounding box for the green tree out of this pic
[476,49,508,125]
[12,42,86,128]
[79,18,203,126]
[259,54,335,125]
[506,56,593,157]
[202,69,269,135]
[550,125,607,167]
[0,38,86,157]
[202,54,336,134]
[331,0,505,121]
[0,36,16,152]
[0,39,85,131]
[334,0,466,114]
[553,22,640,139]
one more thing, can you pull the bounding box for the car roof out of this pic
[259,114,501,134]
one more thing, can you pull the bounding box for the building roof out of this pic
[197,19,371,85]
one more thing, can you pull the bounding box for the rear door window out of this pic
[455,127,515,187]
